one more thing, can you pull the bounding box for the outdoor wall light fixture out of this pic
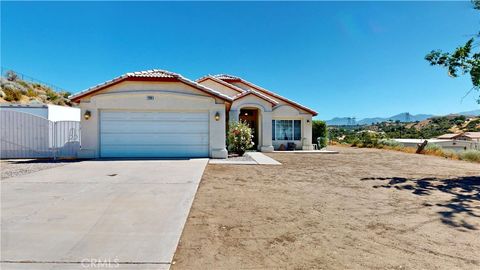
[84,110,91,120]
[214,112,220,121]
[307,119,311,123]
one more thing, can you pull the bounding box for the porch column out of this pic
[210,107,228,159]
[260,111,274,152]
[302,115,314,150]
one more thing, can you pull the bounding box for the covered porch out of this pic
[228,101,314,152]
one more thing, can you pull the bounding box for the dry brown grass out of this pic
[335,143,479,163]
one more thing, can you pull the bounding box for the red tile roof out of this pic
[126,69,178,78]
[196,75,245,93]
[196,75,278,105]
[232,89,279,105]
[70,69,232,102]
[213,74,318,116]
[211,74,242,81]
[464,132,480,139]
[437,133,462,139]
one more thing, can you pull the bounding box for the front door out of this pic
[239,109,258,149]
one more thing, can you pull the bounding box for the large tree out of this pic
[425,0,480,103]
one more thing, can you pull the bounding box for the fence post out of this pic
[53,122,57,160]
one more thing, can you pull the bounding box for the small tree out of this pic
[312,120,328,149]
[425,0,480,103]
[227,121,254,156]
[317,137,328,149]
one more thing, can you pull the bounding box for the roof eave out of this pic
[196,76,245,93]
[233,92,278,106]
[71,76,232,103]
[239,79,318,116]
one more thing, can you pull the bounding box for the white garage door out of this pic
[100,111,209,158]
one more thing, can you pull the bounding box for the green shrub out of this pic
[317,137,328,149]
[16,80,30,88]
[26,88,38,97]
[45,89,59,101]
[312,119,327,137]
[356,132,379,148]
[313,120,328,149]
[459,150,480,162]
[3,88,22,101]
[425,143,443,151]
[227,121,254,156]
[379,139,402,148]
[350,138,361,147]
[59,91,71,99]
[465,119,480,131]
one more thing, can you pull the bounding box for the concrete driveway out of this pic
[1,159,208,270]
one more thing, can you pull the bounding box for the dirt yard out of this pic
[172,146,480,270]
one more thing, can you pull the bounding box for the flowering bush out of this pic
[227,121,254,156]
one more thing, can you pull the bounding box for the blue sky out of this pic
[2,1,479,120]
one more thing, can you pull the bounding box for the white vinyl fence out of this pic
[1,110,80,159]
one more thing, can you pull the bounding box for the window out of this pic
[294,120,301,140]
[272,120,302,141]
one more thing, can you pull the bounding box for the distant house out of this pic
[0,103,80,121]
[394,138,479,152]
[436,133,462,140]
[437,132,480,142]
[462,132,480,141]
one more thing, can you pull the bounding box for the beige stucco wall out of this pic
[80,81,214,101]
[230,81,313,114]
[272,105,313,150]
[229,81,314,150]
[77,81,227,159]
[230,95,274,152]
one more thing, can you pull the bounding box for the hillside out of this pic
[326,111,480,126]
[356,113,434,125]
[0,71,73,106]
[329,115,480,141]
[457,109,480,116]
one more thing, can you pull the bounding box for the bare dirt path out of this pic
[172,146,479,270]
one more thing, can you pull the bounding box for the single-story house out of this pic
[0,103,80,121]
[436,133,462,140]
[70,69,317,159]
[462,132,480,141]
[437,132,480,142]
[393,138,480,152]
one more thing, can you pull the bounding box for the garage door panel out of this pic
[101,145,208,158]
[101,133,209,145]
[101,111,209,121]
[101,121,208,133]
[100,111,209,158]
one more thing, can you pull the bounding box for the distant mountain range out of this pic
[325,109,480,126]
[457,109,480,116]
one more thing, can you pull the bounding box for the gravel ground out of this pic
[173,146,480,270]
[0,159,79,180]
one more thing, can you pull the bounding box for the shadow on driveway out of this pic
[2,159,81,164]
